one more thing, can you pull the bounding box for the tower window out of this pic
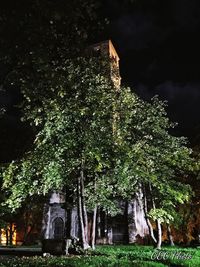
[53,217,64,239]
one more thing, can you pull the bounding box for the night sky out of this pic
[0,0,200,162]
[103,0,200,141]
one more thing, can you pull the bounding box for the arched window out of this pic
[53,217,64,239]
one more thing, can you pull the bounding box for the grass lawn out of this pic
[0,245,199,267]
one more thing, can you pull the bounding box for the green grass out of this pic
[0,245,199,267]
[95,245,200,267]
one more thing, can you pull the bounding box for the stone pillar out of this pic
[41,204,51,239]
[70,207,79,239]
[107,227,113,244]
[65,239,72,255]
[127,200,137,243]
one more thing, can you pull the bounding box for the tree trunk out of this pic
[149,183,156,210]
[22,224,35,245]
[167,224,175,246]
[97,208,101,239]
[77,177,88,249]
[142,185,157,244]
[91,177,97,249]
[156,219,162,249]
[144,198,157,244]
[80,170,89,244]
[23,228,28,244]
[23,210,29,244]
[77,167,90,250]
[148,182,162,249]
[9,223,13,245]
[91,205,97,249]
[6,229,9,246]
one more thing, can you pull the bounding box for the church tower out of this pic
[87,40,121,89]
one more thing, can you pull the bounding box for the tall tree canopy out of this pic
[1,54,195,248]
[0,0,106,161]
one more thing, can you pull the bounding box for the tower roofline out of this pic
[108,40,120,60]
[89,39,120,60]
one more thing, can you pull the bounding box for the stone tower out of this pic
[87,40,121,89]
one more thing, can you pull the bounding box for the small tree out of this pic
[115,90,195,248]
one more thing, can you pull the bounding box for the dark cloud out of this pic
[105,0,200,140]
[110,12,171,52]
[113,13,157,50]
[172,0,200,31]
[136,81,200,137]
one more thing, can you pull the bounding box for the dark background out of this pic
[103,0,200,141]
